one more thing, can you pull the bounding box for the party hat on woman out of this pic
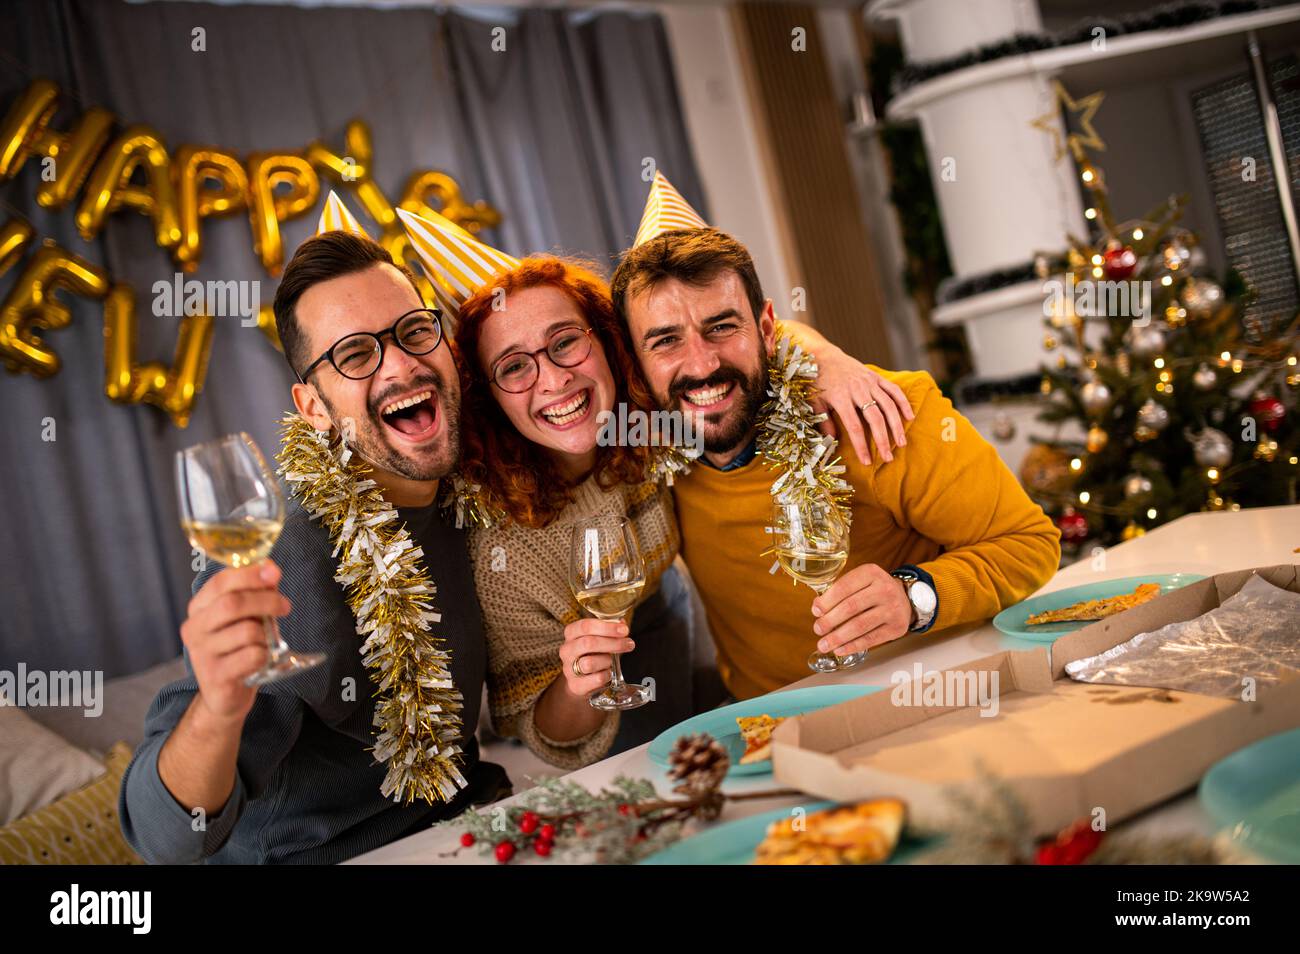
[396,207,519,319]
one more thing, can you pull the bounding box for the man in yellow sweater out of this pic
[611,226,1062,700]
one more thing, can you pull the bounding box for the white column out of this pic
[870,0,1087,380]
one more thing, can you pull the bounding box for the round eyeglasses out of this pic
[297,308,444,383]
[491,325,594,393]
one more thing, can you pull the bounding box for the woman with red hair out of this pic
[455,255,907,768]
[456,256,693,768]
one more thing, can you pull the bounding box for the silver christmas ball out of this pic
[1123,474,1153,498]
[1137,399,1170,432]
[1080,379,1112,415]
[1193,428,1233,469]
[1182,278,1224,319]
[991,412,1016,442]
[1192,363,1218,391]
[1126,325,1166,358]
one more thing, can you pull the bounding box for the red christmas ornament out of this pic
[1249,393,1286,434]
[617,803,632,816]
[539,823,556,842]
[533,839,552,857]
[1035,818,1105,865]
[459,832,475,848]
[1056,507,1089,544]
[519,813,539,835]
[494,841,515,863]
[1102,245,1138,280]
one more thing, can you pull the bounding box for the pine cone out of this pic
[667,732,729,798]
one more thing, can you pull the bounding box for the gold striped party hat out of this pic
[317,190,371,238]
[633,172,708,247]
[396,207,519,318]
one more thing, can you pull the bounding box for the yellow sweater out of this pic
[673,367,1061,700]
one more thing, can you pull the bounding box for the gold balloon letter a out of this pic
[76,125,181,249]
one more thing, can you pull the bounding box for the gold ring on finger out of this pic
[572,655,585,678]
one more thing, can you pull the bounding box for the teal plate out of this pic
[647,684,882,777]
[639,800,933,865]
[1199,727,1300,863]
[992,572,1205,642]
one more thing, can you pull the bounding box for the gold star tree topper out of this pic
[1031,80,1106,162]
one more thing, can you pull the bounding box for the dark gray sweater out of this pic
[119,498,506,864]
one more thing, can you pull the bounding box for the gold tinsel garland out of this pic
[758,334,854,523]
[648,443,700,486]
[441,473,506,530]
[277,413,467,805]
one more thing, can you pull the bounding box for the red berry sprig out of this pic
[1035,818,1105,865]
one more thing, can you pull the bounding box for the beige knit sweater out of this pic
[469,475,680,769]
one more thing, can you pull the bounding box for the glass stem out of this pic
[263,615,289,658]
[810,582,832,656]
[608,653,628,689]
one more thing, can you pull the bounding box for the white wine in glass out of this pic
[177,433,325,686]
[570,518,652,711]
[772,494,867,673]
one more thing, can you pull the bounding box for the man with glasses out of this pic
[120,232,509,864]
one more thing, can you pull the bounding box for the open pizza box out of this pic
[770,564,1300,837]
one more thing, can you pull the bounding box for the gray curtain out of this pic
[0,0,706,677]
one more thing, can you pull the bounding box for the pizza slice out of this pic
[755,798,906,865]
[1025,582,1162,625]
[736,714,786,765]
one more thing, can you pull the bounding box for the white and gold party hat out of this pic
[317,190,371,238]
[396,207,520,318]
[633,172,708,247]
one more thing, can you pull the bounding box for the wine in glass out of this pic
[176,433,325,686]
[570,517,651,711]
[772,494,866,673]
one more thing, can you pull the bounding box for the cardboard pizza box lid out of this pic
[771,565,1300,836]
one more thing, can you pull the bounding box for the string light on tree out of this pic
[1026,81,1299,544]
[1123,474,1153,498]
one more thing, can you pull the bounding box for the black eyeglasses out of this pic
[297,308,444,383]
[491,325,594,393]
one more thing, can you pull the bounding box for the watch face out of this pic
[913,581,937,615]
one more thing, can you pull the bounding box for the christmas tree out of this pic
[1025,82,1299,549]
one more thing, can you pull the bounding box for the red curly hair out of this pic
[455,256,657,529]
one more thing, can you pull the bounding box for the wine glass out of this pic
[176,433,325,686]
[772,493,866,673]
[569,517,652,711]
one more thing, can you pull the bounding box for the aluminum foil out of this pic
[1065,573,1300,698]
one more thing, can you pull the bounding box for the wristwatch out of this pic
[891,568,937,632]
